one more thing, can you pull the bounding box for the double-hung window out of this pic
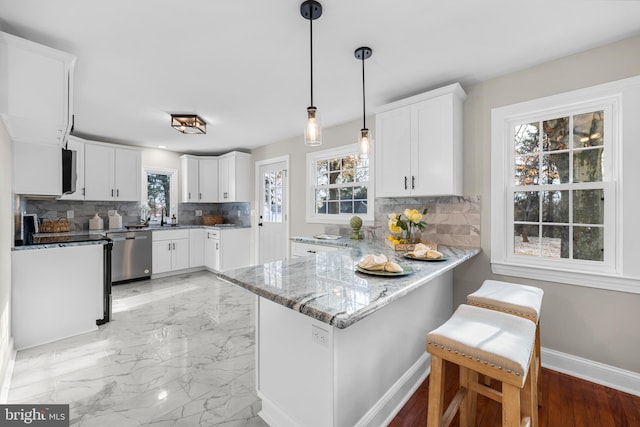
[306,143,373,224]
[490,76,640,293]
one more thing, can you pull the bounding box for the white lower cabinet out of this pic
[204,229,220,271]
[204,227,251,271]
[152,230,190,274]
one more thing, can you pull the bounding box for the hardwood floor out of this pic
[390,362,640,427]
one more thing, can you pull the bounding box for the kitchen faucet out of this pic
[160,208,166,226]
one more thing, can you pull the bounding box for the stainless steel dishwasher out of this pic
[106,230,152,283]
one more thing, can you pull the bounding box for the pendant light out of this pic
[355,46,372,154]
[301,0,322,146]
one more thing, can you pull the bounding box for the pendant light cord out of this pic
[361,54,366,129]
[310,17,314,107]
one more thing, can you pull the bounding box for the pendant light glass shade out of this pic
[301,0,323,146]
[305,106,322,146]
[359,128,371,154]
[355,46,372,154]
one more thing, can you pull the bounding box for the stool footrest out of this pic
[469,381,502,403]
[442,387,467,427]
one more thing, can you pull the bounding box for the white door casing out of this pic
[255,156,289,264]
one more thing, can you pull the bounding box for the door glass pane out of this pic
[573,189,604,225]
[515,122,540,156]
[573,148,604,183]
[573,111,604,148]
[514,191,539,222]
[543,117,569,151]
[573,226,604,261]
[263,170,283,223]
[514,224,540,256]
[542,225,569,258]
[542,190,569,223]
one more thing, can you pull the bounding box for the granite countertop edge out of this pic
[215,241,481,329]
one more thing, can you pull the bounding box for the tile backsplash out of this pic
[20,199,251,231]
[326,196,480,247]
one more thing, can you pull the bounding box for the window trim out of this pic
[306,143,374,224]
[490,79,640,294]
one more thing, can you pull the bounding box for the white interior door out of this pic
[257,158,289,264]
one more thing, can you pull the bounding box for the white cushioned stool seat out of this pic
[427,304,536,380]
[426,304,539,427]
[467,279,543,322]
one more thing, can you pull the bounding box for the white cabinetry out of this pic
[2,32,76,196]
[375,83,466,197]
[290,241,339,258]
[152,230,190,274]
[59,135,85,200]
[0,31,75,146]
[204,227,251,271]
[84,142,141,201]
[181,152,250,203]
[204,229,220,271]
[218,151,251,202]
[180,155,219,202]
[13,142,62,196]
[189,228,205,268]
[12,244,103,350]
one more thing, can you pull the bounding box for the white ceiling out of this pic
[1,1,639,155]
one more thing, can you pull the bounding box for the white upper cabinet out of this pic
[218,151,251,202]
[0,31,75,146]
[180,155,218,203]
[84,142,141,201]
[199,158,219,202]
[181,152,249,203]
[375,83,467,197]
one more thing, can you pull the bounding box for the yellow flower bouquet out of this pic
[387,208,428,245]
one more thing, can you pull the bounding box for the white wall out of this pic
[455,34,640,373]
[0,120,14,400]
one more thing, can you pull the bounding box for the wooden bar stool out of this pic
[467,280,543,403]
[426,304,538,427]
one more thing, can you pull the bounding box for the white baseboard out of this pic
[542,347,640,397]
[358,353,431,427]
[0,338,16,403]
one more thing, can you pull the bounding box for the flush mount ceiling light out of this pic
[300,0,323,146]
[171,114,206,134]
[355,46,372,154]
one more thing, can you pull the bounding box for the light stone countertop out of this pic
[216,238,481,329]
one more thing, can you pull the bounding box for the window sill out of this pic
[306,215,374,226]
[491,262,640,294]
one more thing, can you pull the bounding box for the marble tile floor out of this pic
[8,271,269,427]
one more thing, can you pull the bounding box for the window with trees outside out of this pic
[490,84,629,291]
[306,143,374,224]
[144,169,177,224]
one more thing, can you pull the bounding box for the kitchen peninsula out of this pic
[216,238,480,427]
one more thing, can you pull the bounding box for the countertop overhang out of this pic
[216,238,481,329]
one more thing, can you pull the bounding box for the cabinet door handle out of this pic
[82,187,85,196]
[199,193,202,200]
[307,250,316,254]
[172,242,175,250]
[412,176,415,190]
[168,243,171,251]
[216,242,219,250]
[116,189,120,197]
[404,176,408,190]
[188,192,191,200]
[111,189,114,197]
